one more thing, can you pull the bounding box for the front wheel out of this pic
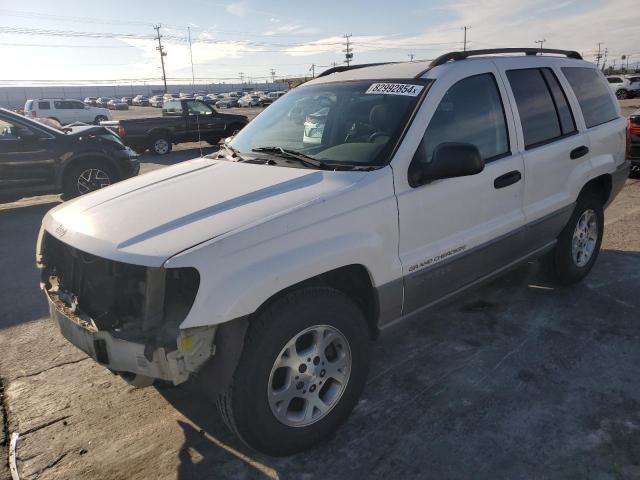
[217,287,371,456]
[616,89,628,100]
[94,115,108,124]
[543,192,604,284]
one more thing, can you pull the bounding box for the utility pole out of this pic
[309,63,315,78]
[270,68,276,83]
[595,42,603,68]
[153,24,168,93]
[601,48,608,71]
[343,34,353,66]
[188,26,196,93]
[535,39,546,50]
[238,72,244,83]
[408,53,415,62]
[462,26,471,51]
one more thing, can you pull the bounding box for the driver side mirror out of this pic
[408,142,484,186]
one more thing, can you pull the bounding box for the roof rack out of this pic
[429,48,582,67]
[317,62,396,78]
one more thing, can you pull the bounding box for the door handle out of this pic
[494,170,522,189]
[570,145,589,160]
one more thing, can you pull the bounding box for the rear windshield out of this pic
[562,67,618,128]
[231,80,429,167]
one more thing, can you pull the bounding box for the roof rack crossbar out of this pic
[317,62,396,78]
[429,48,582,67]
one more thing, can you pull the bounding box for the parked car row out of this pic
[606,75,640,99]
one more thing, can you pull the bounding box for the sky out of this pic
[0,0,639,85]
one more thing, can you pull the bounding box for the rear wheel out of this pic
[543,191,604,284]
[616,89,628,100]
[150,134,172,155]
[63,159,116,198]
[94,115,108,124]
[216,287,371,456]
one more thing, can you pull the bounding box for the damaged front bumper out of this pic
[37,228,215,386]
[46,290,215,386]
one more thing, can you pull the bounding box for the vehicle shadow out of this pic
[161,249,640,479]
[0,202,59,329]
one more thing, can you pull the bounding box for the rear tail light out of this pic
[30,110,36,118]
[630,115,640,134]
[117,125,126,138]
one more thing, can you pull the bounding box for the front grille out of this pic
[42,232,147,330]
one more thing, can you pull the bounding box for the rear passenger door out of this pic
[395,66,526,315]
[502,66,589,250]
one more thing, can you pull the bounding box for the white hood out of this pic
[43,158,363,266]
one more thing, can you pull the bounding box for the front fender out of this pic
[164,168,400,329]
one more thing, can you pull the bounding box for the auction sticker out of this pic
[365,83,424,96]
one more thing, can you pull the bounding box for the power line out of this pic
[153,25,168,94]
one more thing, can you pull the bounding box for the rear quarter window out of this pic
[562,67,618,128]
[38,101,51,110]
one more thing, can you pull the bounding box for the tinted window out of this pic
[540,68,576,135]
[418,73,509,164]
[507,69,562,148]
[0,119,18,140]
[38,101,50,110]
[562,67,618,128]
[70,101,85,109]
[607,77,622,84]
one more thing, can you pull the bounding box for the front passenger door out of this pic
[395,70,526,316]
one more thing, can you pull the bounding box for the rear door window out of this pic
[540,68,576,136]
[561,67,618,128]
[507,69,562,148]
[38,101,50,110]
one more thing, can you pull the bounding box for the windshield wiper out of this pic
[251,146,329,170]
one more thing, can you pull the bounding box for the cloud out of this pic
[225,2,249,16]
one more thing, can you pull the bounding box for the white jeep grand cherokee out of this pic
[37,48,630,455]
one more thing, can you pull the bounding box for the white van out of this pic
[37,48,629,455]
[24,98,112,125]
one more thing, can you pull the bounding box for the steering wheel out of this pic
[368,132,389,143]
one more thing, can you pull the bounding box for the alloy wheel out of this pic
[268,325,351,428]
[77,168,111,194]
[571,209,598,267]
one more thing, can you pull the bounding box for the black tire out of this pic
[616,89,628,100]
[217,286,371,456]
[150,133,172,155]
[94,115,108,125]
[543,191,604,285]
[62,159,117,198]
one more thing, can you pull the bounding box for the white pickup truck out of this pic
[37,48,629,455]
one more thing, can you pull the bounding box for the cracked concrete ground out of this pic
[0,158,639,478]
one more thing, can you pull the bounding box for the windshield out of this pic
[230,80,429,167]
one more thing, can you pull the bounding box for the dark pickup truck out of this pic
[103,99,248,155]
